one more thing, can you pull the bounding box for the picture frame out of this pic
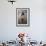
[16,8,30,27]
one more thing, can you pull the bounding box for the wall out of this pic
[0,0,46,42]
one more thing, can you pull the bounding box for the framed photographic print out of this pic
[16,8,30,27]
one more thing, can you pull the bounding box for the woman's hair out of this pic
[21,12,24,16]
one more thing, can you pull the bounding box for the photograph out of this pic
[16,8,30,27]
